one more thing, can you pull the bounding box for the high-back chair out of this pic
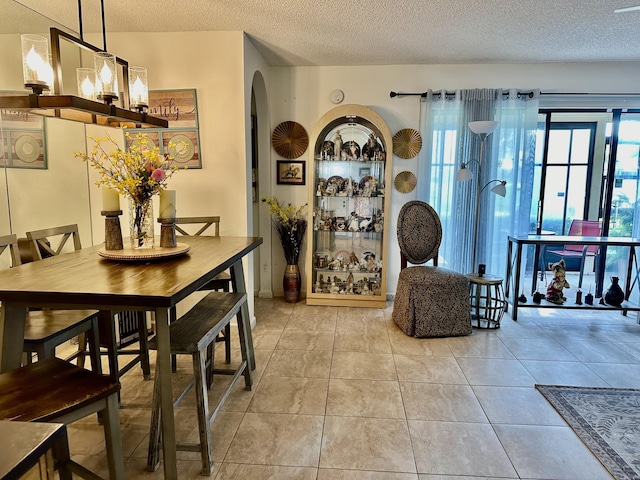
[392,201,472,337]
[175,216,233,364]
[0,233,101,370]
[545,219,601,288]
[25,225,151,382]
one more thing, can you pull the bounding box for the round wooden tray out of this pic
[98,242,190,261]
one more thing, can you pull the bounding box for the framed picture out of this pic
[277,160,305,185]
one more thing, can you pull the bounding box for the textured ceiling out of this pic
[7,0,640,66]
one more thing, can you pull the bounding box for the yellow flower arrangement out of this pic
[76,132,182,247]
[262,196,307,265]
[75,131,179,205]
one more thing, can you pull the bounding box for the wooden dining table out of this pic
[0,235,262,479]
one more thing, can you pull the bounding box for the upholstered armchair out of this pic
[392,201,472,337]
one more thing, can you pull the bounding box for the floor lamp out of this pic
[456,120,507,274]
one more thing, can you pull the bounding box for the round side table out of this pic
[465,273,506,329]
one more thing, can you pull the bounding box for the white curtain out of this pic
[417,88,540,276]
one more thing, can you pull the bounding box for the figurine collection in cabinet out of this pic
[306,104,393,308]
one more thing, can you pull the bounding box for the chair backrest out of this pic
[0,234,22,267]
[397,201,442,267]
[25,224,82,261]
[565,219,600,253]
[174,216,221,237]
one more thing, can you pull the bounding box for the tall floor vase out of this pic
[283,264,301,303]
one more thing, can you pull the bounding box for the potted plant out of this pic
[262,196,307,302]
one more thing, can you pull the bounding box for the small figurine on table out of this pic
[546,259,570,304]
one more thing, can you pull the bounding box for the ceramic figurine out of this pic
[546,259,569,304]
[604,276,624,306]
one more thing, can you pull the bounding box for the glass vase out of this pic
[129,197,155,249]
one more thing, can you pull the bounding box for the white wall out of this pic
[268,62,640,297]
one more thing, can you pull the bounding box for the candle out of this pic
[102,188,120,212]
[159,190,176,218]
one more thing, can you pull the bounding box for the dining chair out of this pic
[174,216,233,366]
[0,233,101,371]
[391,201,472,337]
[25,225,151,381]
[0,357,124,480]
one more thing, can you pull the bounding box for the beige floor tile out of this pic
[418,476,517,480]
[276,329,335,350]
[519,359,610,386]
[387,328,454,357]
[318,469,418,479]
[330,351,397,380]
[400,383,487,422]
[394,355,468,384]
[494,424,614,479]
[445,334,515,359]
[225,412,324,467]
[456,357,536,386]
[333,329,392,353]
[408,420,516,477]
[320,416,416,473]
[251,328,283,350]
[254,312,291,330]
[562,339,639,363]
[214,463,318,479]
[248,376,329,414]
[336,315,388,333]
[264,350,333,378]
[472,385,565,425]
[584,362,640,388]
[499,336,578,361]
[286,311,338,331]
[326,378,405,418]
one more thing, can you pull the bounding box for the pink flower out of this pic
[151,168,166,181]
[145,161,154,173]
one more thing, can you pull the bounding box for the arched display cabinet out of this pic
[305,104,393,307]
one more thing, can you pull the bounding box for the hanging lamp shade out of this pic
[94,51,118,104]
[490,181,507,197]
[21,34,51,94]
[129,66,149,110]
[456,164,473,181]
[76,68,96,100]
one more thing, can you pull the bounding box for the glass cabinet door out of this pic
[306,105,392,307]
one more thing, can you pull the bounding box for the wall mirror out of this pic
[0,0,98,263]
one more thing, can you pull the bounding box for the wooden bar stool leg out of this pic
[147,358,163,472]
[236,311,253,389]
[102,393,125,480]
[193,349,214,476]
[52,430,73,480]
[206,342,215,389]
[136,312,151,380]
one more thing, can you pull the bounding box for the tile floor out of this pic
[61,294,640,479]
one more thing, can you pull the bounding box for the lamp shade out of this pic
[21,34,51,94]
[456,165,473,181]
[469,120,499,135]
[129,66,149,109]
[490,181,507,197]
[94,52,118,102]
[76,68,96,100]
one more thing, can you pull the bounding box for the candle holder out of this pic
[102,210,123,250]
[158,217,177,248]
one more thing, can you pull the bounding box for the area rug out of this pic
[536,385,640,480]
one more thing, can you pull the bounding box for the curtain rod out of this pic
[390,91,640,99]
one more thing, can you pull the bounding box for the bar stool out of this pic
[0,357,124,480]
[0,421,72,480]
[147,291,252,476]
[466,273,506,329]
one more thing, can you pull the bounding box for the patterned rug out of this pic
[536,385,640,480]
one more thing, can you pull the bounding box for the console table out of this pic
[505,234,640,320]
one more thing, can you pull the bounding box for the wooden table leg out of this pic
[231,260,256,371]
[155,306,178,479]
[0,303,27,373]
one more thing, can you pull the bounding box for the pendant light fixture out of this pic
[1,0,167,128]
